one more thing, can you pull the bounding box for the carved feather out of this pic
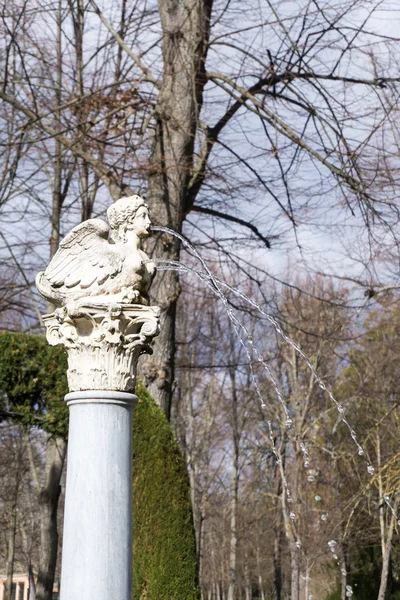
[36,197,156,309]
[36,218,124,305]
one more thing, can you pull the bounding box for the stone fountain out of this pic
[36,195,160,600]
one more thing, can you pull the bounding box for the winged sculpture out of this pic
[36,195,156,309]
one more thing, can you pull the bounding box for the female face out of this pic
[131,206,151,238]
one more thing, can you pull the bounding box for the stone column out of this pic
[43,303,160,600]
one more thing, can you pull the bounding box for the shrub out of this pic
[0,331,68,437]
[133,382,200,600]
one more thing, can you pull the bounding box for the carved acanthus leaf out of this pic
[43,304,160,393]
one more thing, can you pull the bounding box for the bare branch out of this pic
[88,0,160,88]
[191,205,271,248]
[0,89,134,200]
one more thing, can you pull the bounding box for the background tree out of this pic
[336,297,400,600]
[1,0,400,415]
[0,424,27,600]
[0,332,68,600]
[1,1,400,599]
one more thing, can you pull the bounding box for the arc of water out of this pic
[156,260,369,459]
[152,232,374,475]
[152,251,304,543]
[152,227,373,591]
[155,256,370,595]
[156,259,361,590]
[154,259,292,422]
[155,256,370,589]
[151,245,292,423]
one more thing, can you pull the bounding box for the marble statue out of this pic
[36,195,160,393]
[36,195,156,308]
[38,196,161,600]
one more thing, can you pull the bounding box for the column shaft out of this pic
[60,391,136,600]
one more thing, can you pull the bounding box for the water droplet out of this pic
[315,495,321,502]
[290,512,296,521]
[328,540,337,548]
[341,568,347,576]
[384,494,390,502]
[346,584,353,597]
[304,460,310,468]
[397,520,400,527]
[303,575,311,581]
[308,595,313,600]
[307,475,315,483]
[358,449,364,456]
[321,513,328,521]
[367,465,375,475]
[286,418,293,428]
[338,404,344,414]
[295,540,301,549]
[276,459,281,465]
[333,553,338,560]
[319,382,326,390]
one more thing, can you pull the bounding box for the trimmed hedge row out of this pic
[0,332,199,599]
[133,382,200,600]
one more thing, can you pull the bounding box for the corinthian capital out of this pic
[43,303,160,393]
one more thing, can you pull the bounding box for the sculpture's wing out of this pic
[43,219,122,291]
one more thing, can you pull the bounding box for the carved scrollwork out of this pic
[42,303,160,393]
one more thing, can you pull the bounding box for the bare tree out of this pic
[0,425,32,600]
[1,0,400,416]
[1,2,400,597]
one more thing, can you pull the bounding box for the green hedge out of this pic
[0,333,199,598]
[133,382,200,600]
[0,331,68,437]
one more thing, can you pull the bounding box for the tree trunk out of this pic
[227,447,239,600]
[256,546,265,600]
[278,446,301,600]
[376,432,397,600]
[290,548,300,600]
[143,0,213,417]
[36,8,70,596]
[3,502,17,600]
[340,556,347,600]
[34,436,67,600]
[28,563,37,600]
[258,575,265,600]
[272,475,282,600]
[50,0,65,261]
[304,565,311,600]
[377,500,398,600]
[273,532,282,600]
[227,364,241,600]
[244,549,251,600]
[378,543,392,600]
[21,524,37,600]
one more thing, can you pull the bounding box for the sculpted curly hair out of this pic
[107,195,148,241]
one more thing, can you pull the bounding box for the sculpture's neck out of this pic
[112,229,141,249]
[125,230,140,249]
